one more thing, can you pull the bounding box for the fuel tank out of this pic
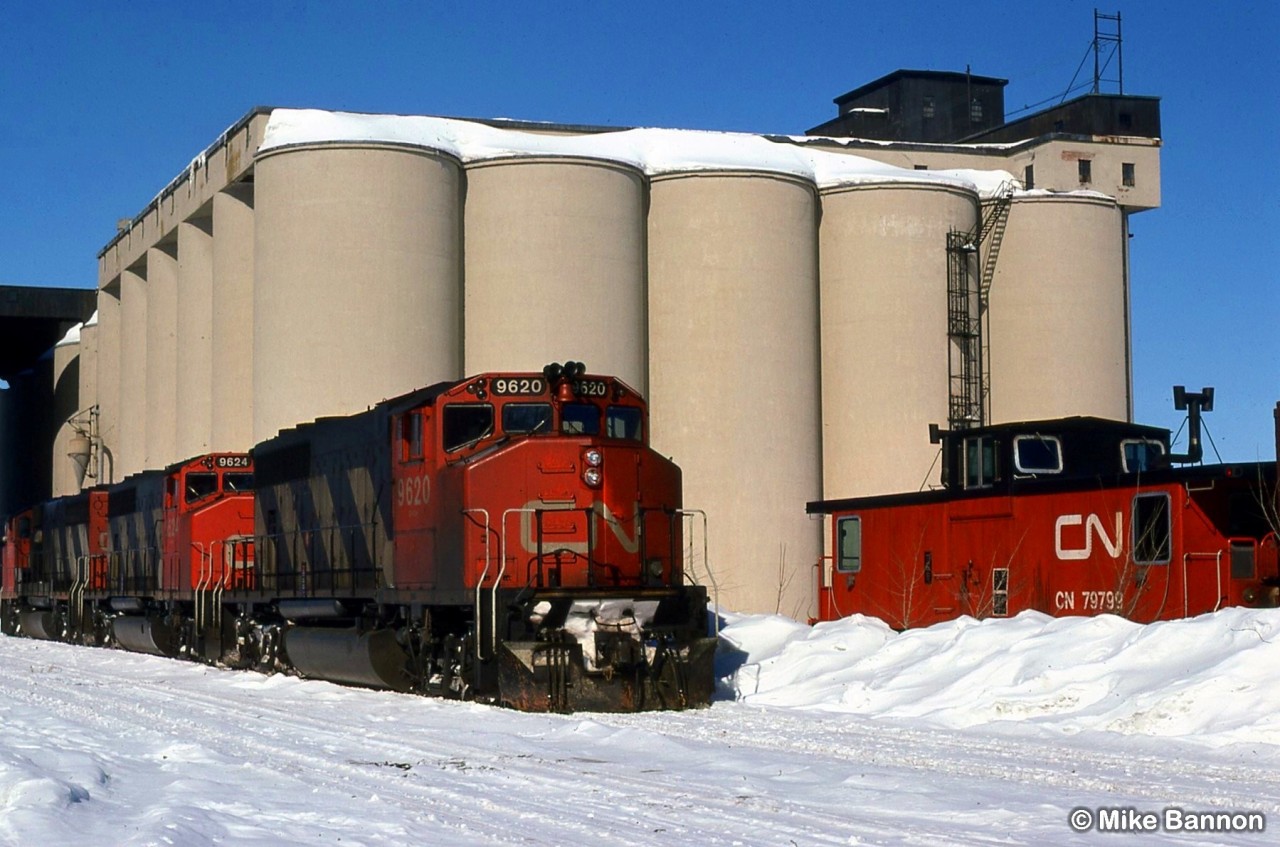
[19,611,59,641]
[283,627,412,692]
[113,616,178,657]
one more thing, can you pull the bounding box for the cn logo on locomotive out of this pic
[1054,512,1123,561]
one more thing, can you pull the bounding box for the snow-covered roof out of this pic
[261,108,1018,199]
[55,322,83,348]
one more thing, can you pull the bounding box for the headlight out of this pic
[583,449,603,467]
[583,467,602,487]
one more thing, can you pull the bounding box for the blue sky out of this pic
[2,0,1276,460]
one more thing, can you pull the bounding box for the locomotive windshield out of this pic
[561,403,600,435]
[224,473,254,492]
[502,403,552,434]
[443,404,494,451]
[185,473,218,503]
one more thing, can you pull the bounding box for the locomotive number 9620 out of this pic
[492,378,546,396]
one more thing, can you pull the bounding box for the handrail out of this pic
[210,539,227,637]
[1182,550,1223,615]
[677,509,718,636]
[494,508,537,661]
[192,541,209,632]
[70,555,87,635]
[464,508,492,658]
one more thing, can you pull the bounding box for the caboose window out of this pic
[836,516,862,573]
[502,403,552,435]
[1132,493,1171,565]
[185,473,218,503]
[1013,435,1062,474]
[1121,439,1164,473]
[606,406,642,441]
[963,437,997,489]
[561,403,601,435]
[400,412,423,461]
[443,404,494,452]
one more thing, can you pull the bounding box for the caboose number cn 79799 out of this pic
[1,364,717,713]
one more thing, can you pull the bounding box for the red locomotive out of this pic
[1,364,716,712]
[2,452,256,652]
[808,388,1279,628]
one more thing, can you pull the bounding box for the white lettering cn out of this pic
[1055,512,1123,561]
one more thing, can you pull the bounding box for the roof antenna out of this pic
[1165,385,1214,465]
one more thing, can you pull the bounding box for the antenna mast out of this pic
[1092,9,1124,94]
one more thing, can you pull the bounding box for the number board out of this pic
[491,377,547,396]
[576,380,608,398]
[214,455,251,469]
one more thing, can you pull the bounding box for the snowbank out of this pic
[717,607,1280,747]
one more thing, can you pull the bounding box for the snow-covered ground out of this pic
[3,609,1279,846]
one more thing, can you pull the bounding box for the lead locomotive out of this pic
[2,363,716,712]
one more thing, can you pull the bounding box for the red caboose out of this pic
[808,389,1279,628]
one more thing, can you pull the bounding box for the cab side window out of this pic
[606,406,642,441]
[443,404,494,452]
[400,411,424,461]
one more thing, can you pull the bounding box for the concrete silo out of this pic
[176,215,214,461]
[986,193,1128,423]
[463,158,648,392]
[95,287,121,484]
[648,170,822,619]
[77,310,98,480]
[50,326,80,497]
[252,144,464,443]
[144,244,178,469]
[818,182,980,499]
[118,268,147,478]
[210,184,255,453]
